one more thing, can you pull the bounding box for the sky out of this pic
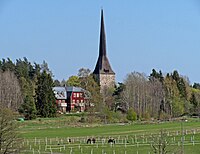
[1,0,200,84]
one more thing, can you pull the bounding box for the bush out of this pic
[126,108,137,122]
[141,112,151,121]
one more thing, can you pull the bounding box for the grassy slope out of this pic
[19,117,200,139]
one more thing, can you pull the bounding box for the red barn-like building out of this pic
[53,86,90,113]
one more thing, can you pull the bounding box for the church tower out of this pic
[93,9,115,91]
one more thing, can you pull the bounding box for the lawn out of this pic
[18,116,200,153]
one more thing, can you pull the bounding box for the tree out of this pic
[35,71,57,117]
[150,69,164,83]
[60,79,66,86]
[190,92,198,115]
[126,108,137,121]
[148,77,165,118]
[53,79,61,86]
[15,58,39,119]
[80,74,102,112]
[77,68,102,112]
[78,68,91,90]
[40,60,53,76]
[163,75,180,117]
[0,70,22,111]
[78,68,91,78]
[101,86,115,110]
[113,82,125,112]
[66,76,81,87]
[0,107,21,153]
[151,130,171,154]
[171,98,184,117]
[18,95,37,120]
[172,70,188,99]
[193,83,200,90]
[121,72,148,113]
[0,58,15,72]
[121,72,164,119]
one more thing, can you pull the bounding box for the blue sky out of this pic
[1,0,200,84]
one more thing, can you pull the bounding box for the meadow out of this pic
[18,116,200,154]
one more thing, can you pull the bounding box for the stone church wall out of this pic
[99,74,115,90]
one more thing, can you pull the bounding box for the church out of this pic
[93,9,115,91]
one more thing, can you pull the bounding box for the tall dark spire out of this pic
[93,9,115,75]
[99,9,106,57]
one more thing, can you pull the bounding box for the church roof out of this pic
[93,9,115,75]
[53,87,67,99]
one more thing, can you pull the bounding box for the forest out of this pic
[0,57,200,121]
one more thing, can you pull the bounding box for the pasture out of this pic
[18,116,200,153]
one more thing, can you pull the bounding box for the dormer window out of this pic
[104,69,109,73]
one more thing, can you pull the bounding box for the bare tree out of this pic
[0,70,22,111]
[121,72,165,119]
[121,72,150,116]
[148,78,165,118]
[150,130,171,154]
[0,107,21,154]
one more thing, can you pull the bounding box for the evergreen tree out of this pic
[149,69,164,83]
[35,71,56,117]
[190,93,198,115]
[0,58,15,72]
[19,95,37,120]
[193,83,200,90]
[16,58,38,119]
[54,79,61,86]
[172,70,188,99]
[40,60,53,76]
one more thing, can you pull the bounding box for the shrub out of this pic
[126,108,137,121]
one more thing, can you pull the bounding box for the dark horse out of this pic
[87,138,91,144]
[92,138,96,144]
[87,138,96,144]
[108,138,115,144]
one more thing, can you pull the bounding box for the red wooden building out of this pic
[53,86,90,113]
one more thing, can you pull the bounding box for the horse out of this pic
[108,138,115,144]
[92,138,96,144]
[87,138,91,144]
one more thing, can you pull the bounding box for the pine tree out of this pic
[190,93,198,115]
[19,95,37,120]
[172,70,188,99]
[16,58,38,119]
[35,71,56,117]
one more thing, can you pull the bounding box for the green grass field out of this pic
[18,116,200,153]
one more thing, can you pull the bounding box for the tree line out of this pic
[0,57,200,121]
[0,58,56,119]
[66,68,200,121]
[117,69,200,120]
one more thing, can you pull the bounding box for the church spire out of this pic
[99,9,106,57]
[93,9,115,75]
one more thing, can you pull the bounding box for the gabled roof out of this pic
[66,86,85,92]
[53,87,67,99]
[53,86,90,99]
